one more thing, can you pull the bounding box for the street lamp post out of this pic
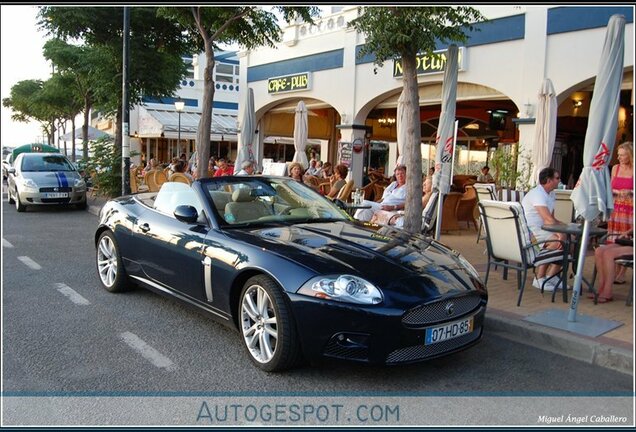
[175,99,185,157]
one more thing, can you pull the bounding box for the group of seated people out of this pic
[521,166,632,300]
[289,160,350,199]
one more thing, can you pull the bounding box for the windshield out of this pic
[20,154,76,172]
[204,176,349,226]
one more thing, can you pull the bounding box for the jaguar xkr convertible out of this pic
[95,176,487,371]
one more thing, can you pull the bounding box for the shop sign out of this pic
[268,72,312,94]
[338,141,353,167]
[393,47,465,77]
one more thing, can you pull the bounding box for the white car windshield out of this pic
[204,177,349,226]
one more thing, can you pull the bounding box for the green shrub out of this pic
[85,136,138,198]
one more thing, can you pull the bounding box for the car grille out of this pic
[385,329,481,364]
[40,187,72,192]
[323,340,369,361]
[402,293,483,326]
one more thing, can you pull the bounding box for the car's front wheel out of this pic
[15,190,25,212]
[7,186,15,204]
[96,231,131,293]
[239,275,301,372]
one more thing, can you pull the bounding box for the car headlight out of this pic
[456,253,480,280]
[74,178,86,189]
[21,178,38,191]
[298,275,383,305]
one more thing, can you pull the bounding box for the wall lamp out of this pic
[573,99,583,108]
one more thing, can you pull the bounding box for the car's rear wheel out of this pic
[15,190,25,212]
[239,275,301,372]
[96,231,130,293]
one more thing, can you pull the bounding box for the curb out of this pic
[486,313,633,376]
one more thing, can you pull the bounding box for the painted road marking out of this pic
[119,332,176,371]
[2,239,14,248]
[54,283,90,305]
[17,256,41,270]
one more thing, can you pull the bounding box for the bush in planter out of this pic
[490,144,521,189]
[85,136,139,198]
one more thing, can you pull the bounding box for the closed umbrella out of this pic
[569,14,625,321]
[395,91,407,166]
[432,44,459,240]
[292,100,309,169]
[531,78,558,186]
[235,88,256,171]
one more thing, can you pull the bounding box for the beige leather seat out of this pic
[224,188,272,223]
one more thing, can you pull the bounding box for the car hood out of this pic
[22,171,80,186]
[226,221,483,301]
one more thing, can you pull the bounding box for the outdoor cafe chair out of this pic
[474,183,497,244]
[478,200,568,306]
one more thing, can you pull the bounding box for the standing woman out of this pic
[607,141,633,283]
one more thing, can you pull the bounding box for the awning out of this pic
[137,107,238,141]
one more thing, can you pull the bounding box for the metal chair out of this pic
[474,183,497,243]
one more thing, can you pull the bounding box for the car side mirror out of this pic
[7,167,15,175]
[174,205,199,224]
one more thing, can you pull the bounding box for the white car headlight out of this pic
[298,275,383,305]
[22,178,38,191]
[74,178,86,189]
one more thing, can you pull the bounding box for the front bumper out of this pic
[18,188,86,205]
[289,291,487,365]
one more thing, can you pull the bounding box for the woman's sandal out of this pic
[597,296,614,303]
[613,279,626,285]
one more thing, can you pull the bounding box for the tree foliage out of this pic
[350,6,484,234]
[37,6,198,186]
[158,6,320,179]
[43,38,108,160]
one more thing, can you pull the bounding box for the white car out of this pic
[7,152,87,212]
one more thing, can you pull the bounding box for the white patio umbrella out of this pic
[292,100,309,169]
[61,125,110,141]
[432,44,459,240]
[530,78,558,186]
[569,14,625,321]
[395,90,407,166]
[235,87,256,171]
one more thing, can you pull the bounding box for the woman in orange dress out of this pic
[607,142,633,284]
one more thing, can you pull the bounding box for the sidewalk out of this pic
[88,195,634,376]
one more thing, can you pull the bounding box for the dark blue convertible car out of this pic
[95,176,487,371]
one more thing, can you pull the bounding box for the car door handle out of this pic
[139,223,150,233]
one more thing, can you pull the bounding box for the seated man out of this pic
[521,167,566,292]
[477,165,494,183]
[354,165,407,222]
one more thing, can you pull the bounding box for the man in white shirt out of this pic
[354,165,407,221]
[305,159,322,177]
[235,160,255,176]
[521,167,566,291]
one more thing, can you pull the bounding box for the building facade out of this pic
[239,5,634,187]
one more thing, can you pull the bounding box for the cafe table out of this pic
[541,222,607,303]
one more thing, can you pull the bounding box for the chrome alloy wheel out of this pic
[240,284,278,364]
[97,234,118,288]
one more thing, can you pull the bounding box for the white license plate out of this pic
[44,192,68,198]
[425,317,474,345]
